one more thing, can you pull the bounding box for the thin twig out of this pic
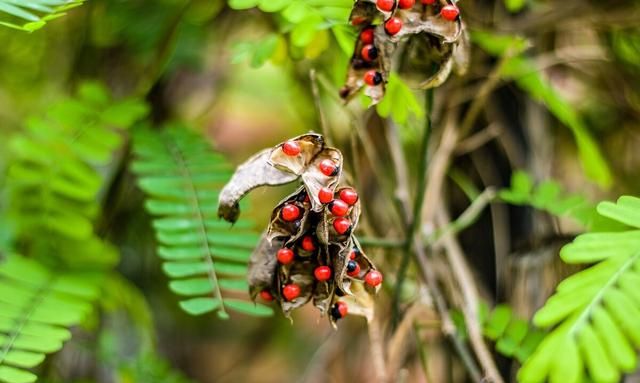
[368,316,388,382]
[454,124,502,156]
[358,236,405,248]
[309,69,331,145]
[436,207,504,383]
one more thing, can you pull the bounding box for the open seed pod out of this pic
[341,0,469,104]
[218,134,382,326]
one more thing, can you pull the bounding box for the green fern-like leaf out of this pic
[481,304,545,364]
[7,81,147,248]
[0,254,103,383]
[519,196,640,383]
[131,125,273,319]
[0,0,84,32]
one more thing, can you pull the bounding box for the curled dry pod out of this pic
[218,134,324,223]
[334,236,379,296]
[248,234,282,300]
[267,187,310,244]
[301,148,344,212]
[329,282,375,328]
[278,259,316,317]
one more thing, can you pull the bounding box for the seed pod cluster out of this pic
[218,134,382,326]
[340,0,470,104]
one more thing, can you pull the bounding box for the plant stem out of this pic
[392,88,433,327]
[358,236,405,248]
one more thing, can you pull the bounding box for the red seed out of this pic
[361,44,378,62]
[364,70,382,86]
[277,248,295,265]
[376,0,394,12]
[347,261,361,277]
[360,27,374,44]
[421,0,435,4]
[335,301,348,317]
[384,17,403,35]
[314,266,332,282]
[319,159,338,176]
[333,217,352,235]
[281,204,300,221]
[329,199,350,217]
[349,250,357,260]
[283,284,301,301]
[259,290,274,301]
[351,16,367,25]
[318,187,334,204]
[301,235,317,252]
[440,4,459,21]
[282,141,301,156]
[365,270,384,287]
[398,0,415,9]
[339,188,359,205]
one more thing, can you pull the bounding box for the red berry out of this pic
[365,270,383,287]
[339,188,359,205]
[301,235,317,252]
[335,301,348,318]
[283,284,301,301]
[349,250,357,260]
[304,194,310,203]
[318,187,334,204]
[440,4,459,21]
[384,17,403,35]
[333,217,352,235]
[282,141,301,156]
[347,260,361,277]
[376,0,394,12]
[259,290,274,301]
[329,199,350,216]
[351,16,366,25]
[277,248,295,264]
[281,204,300,222]
[319,159,338,176]
[314,266,332,281]
[398,0,415,9]
[360,28,374,44]
[361,44,378,62]
[364,70,383,86]
[421,0,435,4]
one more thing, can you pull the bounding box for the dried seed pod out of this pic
[269,133,325,174]
[248,234,282,300]
[301,148,344,212]
[267,187,311,244]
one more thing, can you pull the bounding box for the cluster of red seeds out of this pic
[258,140,383,321]
[357,0,460,88]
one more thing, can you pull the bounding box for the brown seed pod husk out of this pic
[301,148,344,212]
[279,259,316,317]
[248,233,281,300]
[267,187,312,244]
[269,133,325,174]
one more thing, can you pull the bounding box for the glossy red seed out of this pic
[360,28,374,44]
[365,270,383,287]
[364,70,382,86]
[281,204,300,221]
[347,262,361,277]
[421,0,435,3]
[385,17,403,35]
[319,159,338,176]
[318,187,334,204]
[336,301,348,317]
[398,0,415,9]
[349,250,357,260]
[301,235,317,252]
[282,141,301,156]
[361,44,378,62]
[333,217,352,235]
[339,188,359,205]
[440,4,459,21]
[314,266,332,282]
[376,0,394,11]
[330,199,350,217]
[283,284,301,301]
[259,290,274,301]
[277,248,295,265]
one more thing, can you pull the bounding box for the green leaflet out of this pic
[472,31,612,188]
[131,124,273,318]
[7,81,147,247]
[0,255,103,383]
[519,196,640,383]
[0,0,85,32]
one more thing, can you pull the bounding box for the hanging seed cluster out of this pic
[218,134,382,326]
[340,0,469,104]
